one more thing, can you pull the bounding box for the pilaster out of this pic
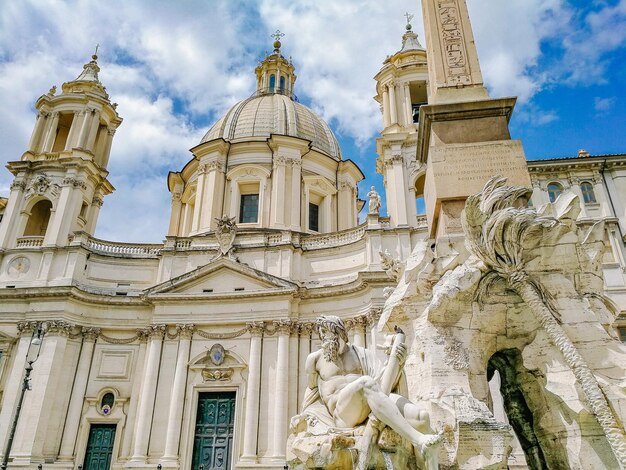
[58,327,101,461]
[241,322,264,462]
[129,325,166,463]
[272,321,292,460]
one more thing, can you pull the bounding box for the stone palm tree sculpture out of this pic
[462,176,626,468]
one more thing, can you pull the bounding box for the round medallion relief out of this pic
[7,256,30,278]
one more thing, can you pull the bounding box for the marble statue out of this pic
[368,186,381,214]
[287,315,440,469]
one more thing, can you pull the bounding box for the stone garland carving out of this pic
[10,180,27,192]
[46,320,74,337]
[195,326,249,340]
[99,332,143,344]
[384,154,403,168]
[25,174,61,200]
[62,177,88,190]
[462,176,626,467]
[273,156,287,168]
[16,321,41,336]
[206,161,226,173]
[12,316,382,344]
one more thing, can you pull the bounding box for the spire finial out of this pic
[271,30,285,53]
[92,44,100,61]
[404,12,414,31]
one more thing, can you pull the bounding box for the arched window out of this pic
[547,182,563,203]
[279,76,286,94]
[580,182,597,204]
[24,199,52,236]
[269,75,276,93]
[415,175,426,216]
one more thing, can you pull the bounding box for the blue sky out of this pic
[0,0,624,242]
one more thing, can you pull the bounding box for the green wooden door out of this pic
[191,391,236,470]
[84,424,116,470]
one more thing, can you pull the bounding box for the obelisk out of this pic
[418,0,531,238]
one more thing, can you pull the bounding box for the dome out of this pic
[201,94,341,160]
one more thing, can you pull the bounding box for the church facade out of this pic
[1,12,626,470]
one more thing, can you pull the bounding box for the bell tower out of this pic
[375,16,429,228]
[0,52,122,249]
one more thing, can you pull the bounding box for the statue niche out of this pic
[286,315,441,469]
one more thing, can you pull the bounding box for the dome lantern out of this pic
[254,30,296,98]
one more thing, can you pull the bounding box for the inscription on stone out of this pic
[433,142,527,181]
[437,0,471,85]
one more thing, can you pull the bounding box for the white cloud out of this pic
[257,0,419,146]
[594,96,616,113]
[0,1,624,242]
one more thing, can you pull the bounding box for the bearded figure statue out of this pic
[287,315,441,469]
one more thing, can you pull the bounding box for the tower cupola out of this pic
[0,50,122,249]
[254,31,297,98]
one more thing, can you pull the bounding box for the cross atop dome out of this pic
[404,12,414,31]
[271,30,285,53]
[255,31,297,98]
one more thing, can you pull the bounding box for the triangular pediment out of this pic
[145,257,297,296]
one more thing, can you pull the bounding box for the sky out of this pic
[0,0,625,243]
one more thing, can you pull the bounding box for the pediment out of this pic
[146,257,297,296]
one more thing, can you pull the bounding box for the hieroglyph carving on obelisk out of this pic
[422,0,488,102]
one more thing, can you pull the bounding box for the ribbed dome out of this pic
[201,94,341,160]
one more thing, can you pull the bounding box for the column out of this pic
[0,324,34,457]
[382,87,390,128]
[85,195,104,235]
[64,111,81,151]
[352,316,366,348]
[85,110,101,152]
[42,112,60,152]
[322,194,332,232]
[288,323,300,424]
[45,176,85,246]
[568,177,587,218]
[0,179,27,248]
[27,111,47,153]
[130,325,165,463]
[241,322,264,461]
[196,160,226,231]
[403,83,413,126]
[58,328,100,461]
[121,333,148,459]
[13,321,72,461]
[297,324,313,412]
[191,164,208,232]
[391,154,408,226]
[162,325,194,463]
[271,156,287,227]
[167,191,183,236]
[388,82,397,125]
[272,321,291,460]
[290,160,302,230]
[77,109,94,149]
[337,180,354,231]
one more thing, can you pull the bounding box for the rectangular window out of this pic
[619,328,626,343]
[309,202,319,232]
[239,194,259,223]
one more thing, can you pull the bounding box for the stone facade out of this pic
[0,10,626,470]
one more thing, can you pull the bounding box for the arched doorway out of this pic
[23,199,52,236]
